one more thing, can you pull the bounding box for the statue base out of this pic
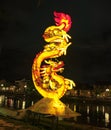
[28,97,80,118]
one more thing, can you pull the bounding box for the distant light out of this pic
[106,88,109,92]
[2,87,5,91]
[1,84,4,87]
[24,85,27,88]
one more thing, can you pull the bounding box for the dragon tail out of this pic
[54,11,72,32]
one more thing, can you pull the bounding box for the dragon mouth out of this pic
[43,34,62,43]
[53,61,64,70]
[42,33,50,39]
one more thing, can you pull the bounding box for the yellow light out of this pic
[32,11,75,99]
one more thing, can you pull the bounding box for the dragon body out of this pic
[32,11,75,99]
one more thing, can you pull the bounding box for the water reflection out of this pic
[22,100,25,109]
[0,95,5,106]
[96,106,99,112]
[0,95,36,110]
[0,95,111,129]
[68,102,111,128]
[102,106,105,114]
[74,105,76,112]
[105,112,110,127]
[87,105,89,114]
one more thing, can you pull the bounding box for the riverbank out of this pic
[1,92,111,105]
[62,96,111,105]
[0,107,110,130]
[0,114,110,130]
[0,115,44,130]
[0,94,111,130]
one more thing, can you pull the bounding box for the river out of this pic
[0,94,111,129]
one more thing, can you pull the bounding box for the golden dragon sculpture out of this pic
[0,12,79,119]
[32,11,75,99]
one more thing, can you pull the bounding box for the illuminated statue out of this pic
[32,11,75,99]
[31,11,79,117]
[0,11,80,120]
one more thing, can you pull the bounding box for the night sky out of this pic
[0,0,111,84]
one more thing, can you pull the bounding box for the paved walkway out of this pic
[0,115,44,130]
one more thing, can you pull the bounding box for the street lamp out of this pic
[24,85,27,93]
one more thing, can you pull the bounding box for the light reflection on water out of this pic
[0,95,111,128]
[68,101,111,128]
[0,95,35,110]
[22,100,26,109]
[105,112,110,127]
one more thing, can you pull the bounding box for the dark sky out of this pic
[0,0,111,84]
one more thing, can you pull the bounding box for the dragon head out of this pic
[45,60,64,73]
[42,11,72,43]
